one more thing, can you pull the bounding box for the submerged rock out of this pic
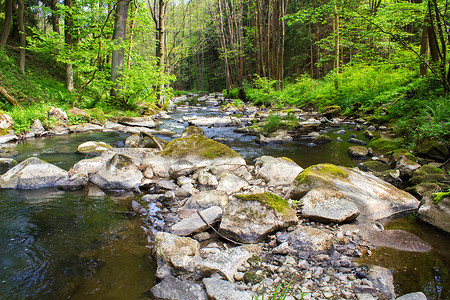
[91,154,143,191]
[219,193,298,243]
[255,156,303,186]
[369,230,432,252]
[124,132,169,149]
[289,164,420,221]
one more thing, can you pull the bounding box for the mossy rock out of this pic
[358,160,391,173]
[139,132,169,149]
[369,138,402,152]
[320,105,342,118]
[409,164,447,185]
[388,149,418,163]
[295,163,349,186]
[316,134,332,143]
[181,125,205,138]
[406,182,450,198]
[243,272,263,285]
[236,193,293,214]
[162,134,242,160]
[415,139,449,161]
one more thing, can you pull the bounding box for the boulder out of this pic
[91,154,143,191]
[301,186,360,224]
[415,139,449,161]
[203,277,254,300]
[417,194,450,234]
[369,229,431,252]
[255,156,303,186]
[199,245,261,282]
[348,146,370,159]
[255,131,293,144]
[0,157,84,189]
[348,138,367,146]
[153,232,202,277]
[171,206,223,236]
[118,116,160,128]
[289,164,420,221]
[395,156,421,178]
[149,276,207,300]
[47,107,68,123]
[124,132,169,149]
[396,292,427,300]
[0,113,13,130]
[29,119,45,136]
[358,161,390,173]
[288,226,334,252]
[69,123,104,133]
[367,265,395,299]
[186,116,238,127]
[183,190,229,209]
[216,172,248,194]
[321,105,341,118]
[409,164,448,185]
[77,141,112,154]
[0,158,18,168]
[70,156,107,178]
[197,171,219,187]
[219,193,298,243]
[369,138,402,152]
[169,159,196,178]
[182,125,205,137]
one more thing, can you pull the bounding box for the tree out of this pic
[0,0,14,46]
[18,0,25,73]
[64,0,74,92]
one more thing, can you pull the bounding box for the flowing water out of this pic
[0,102,448,299]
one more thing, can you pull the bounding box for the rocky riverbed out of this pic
[0,94,448,299]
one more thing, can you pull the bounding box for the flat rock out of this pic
[171,206,223,236]
[255,156,303,186]
[203,277,254,300]
[301,186,360,224]
[118,116,160,128]
[0,132,18,144]
[149,276,207,300]
[219,193,298,243]
[289,164,420,221]
[256,131,293,144]
[91,154,143,191]
[369,229,432,252]
[199,245,261,282]
[396,292,427,300]
[186,116,238,127]
[417,195,450,234]
[367,265,395,299]
[348,146,370,158]
[288,226,334,252]
[69,123,104,133]
[183,190,229,209]
[216,172,248,194]
[77,141,112,154]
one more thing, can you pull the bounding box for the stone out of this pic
[348,138,367,146]
[183,190,229,209]
[348,146,370,159]
[175,183,194,198]
[77,141,112,154]
[69,123,104,133]
[0,132,17,144]
[288,226,334,252]
[417,195,450,234]
[70,156,106,178]
[369,138,402,152]
[197,171,219,187]
[357,161,390,173]
[321,106,341,118]
[0,158,17,168]
[47,107,68,123]
[0,113,13,130]
[171,206,223,236]
[186,116,238,127]
[124,132,169,149]
[256,131,293,144]
[182,125,205,137]
[395,156,421,178]
[149,276,207,300]
[199,245,261,282]
[0,157,83,189]
[396,292,427,300]
[169,159,196,178]
[217,172,248,194]
[369,229,432,252]
[118,116,160,128]
[29,119,45,135]
[153,232,202,277]
[219,193,298,243]
[301,186,360,224]
[255,156,303,186]
[272,242,293,255]
[367,265,395,299]
[91,154,143,191]
[203,277,254,300]
[289,164,420,222]
[415,139,449,161]
[410,164,448,185]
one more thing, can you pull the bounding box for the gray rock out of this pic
[199,244,261,282]
[256,131,293,144]
[348,146,370,159]
[169,159,196,178]
[289,164,420,222]
[348,138,367,146]
[149,276,207,300]
[0,158,18,168]
[183,190,229,209]
[176,183,194,198]
[197,170,219,187]
[395,157,421,178]
[171,206,223,236]
[70,156,106,178]
[153,232,202,277]
[217,172,248,194]
[367,265,395,299]
[417,195,450,234]
[301,186,360,224]
[289,226,334,252]
[118,116,160,128]
[0,157,83,189]
[203,277,254,300]
[91,154,143,191]
[255,156,303,186]
[0,132,18,144]
[219,193,298,243]
[396,292,427,300]
[77,141,112,154]
[69,123,104,133]
[29,119,46,135]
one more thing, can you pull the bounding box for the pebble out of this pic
[234,272,245,281]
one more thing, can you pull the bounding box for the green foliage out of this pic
[252,276,294,300]
[433,190,450,204]
[224,88,240,99]
[263,113,281,133]
[246,76,282,106]
[8,103,50,134]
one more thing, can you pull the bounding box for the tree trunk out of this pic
[111,0,132,100]
[64,0,74,92]
[0,0,13,46]
[50,0,60,33]
[17,0,25,73]
[419,21,429,76]
[0,86,21,106]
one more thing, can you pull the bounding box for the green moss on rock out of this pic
[296,163,349,185]
[369,138,402,151]
[409,164,447,185]
[162,134,241,159]
[243,272,263,284]
[236,193,291,214]
[181,125,205,138]
[415,139,449,161]
[358,161,391,173]
[433,190,450,204]
[389,149,418,162]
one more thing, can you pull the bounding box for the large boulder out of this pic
[321,105,341,118]
[149,276,207,300]
[0,157,85,189]
[162,134,246,167]
[417,194,450,234]
[254,156,303,186]
[219,193,298,243]
[91,154,143,191]
[415,139,449,161]
[47,107,68,123]
[348,146,370,159]
[199,245,261,282]
[289,164,420,221]
[300,186,360,224]
[255,131,293,144]
[153,232,202,277]
[118,116,160,128]
[181,125,205,138]
[77,141,112,154]
[124,132,169,149]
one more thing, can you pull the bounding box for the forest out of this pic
[0,0,449,146]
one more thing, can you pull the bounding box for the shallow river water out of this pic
[0,104,448,299]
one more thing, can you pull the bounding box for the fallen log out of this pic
[0,85,21,106]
